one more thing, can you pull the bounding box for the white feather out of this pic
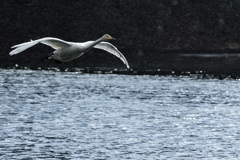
[93,42,130,69]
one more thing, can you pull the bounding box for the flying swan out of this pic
[9,34,130,69]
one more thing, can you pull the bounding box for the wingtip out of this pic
[9,50,18,56]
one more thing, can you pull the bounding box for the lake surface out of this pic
[0,69,240,159]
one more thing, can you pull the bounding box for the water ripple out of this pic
[1,69,240,159]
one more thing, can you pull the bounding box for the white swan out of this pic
[9,34,130,69]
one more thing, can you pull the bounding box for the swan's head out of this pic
[102,34,115,41]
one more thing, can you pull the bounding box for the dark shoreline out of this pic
[2,66,239,80]
[2,50,240,79]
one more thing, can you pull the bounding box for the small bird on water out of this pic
[9,34,130,69]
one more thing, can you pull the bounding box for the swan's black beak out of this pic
[111,37,116,40]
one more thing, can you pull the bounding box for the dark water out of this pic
[1,69,240,160]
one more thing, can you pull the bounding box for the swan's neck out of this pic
[81,37,103,52]
[91,37,103,47]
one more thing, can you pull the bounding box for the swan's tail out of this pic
[9,40,39,56]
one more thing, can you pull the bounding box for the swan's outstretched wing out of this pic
[10,37,71,56]
[93,42,130,69]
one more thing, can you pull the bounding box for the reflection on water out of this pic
[0,69,240,159]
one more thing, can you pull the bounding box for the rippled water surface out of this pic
[1,69,240,159]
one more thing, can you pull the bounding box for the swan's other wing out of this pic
[40,38,71,49]
[93,42,130,69]
[10,37,71,56]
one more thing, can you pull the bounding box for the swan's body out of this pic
[9,34,130,69]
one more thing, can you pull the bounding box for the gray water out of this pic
[0,69,240,160]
